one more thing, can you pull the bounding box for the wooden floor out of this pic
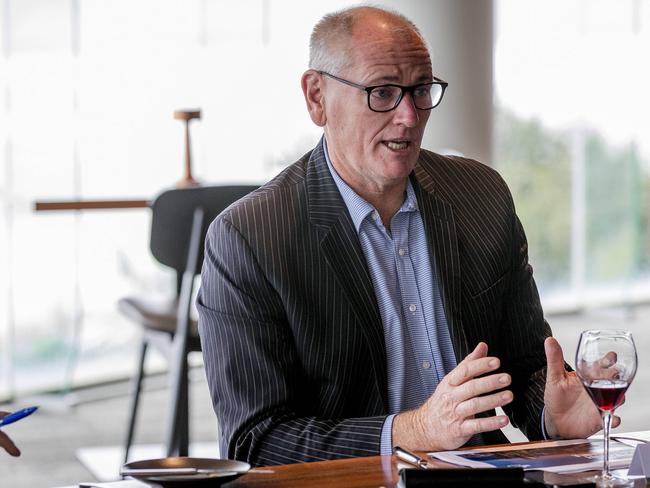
[3,305,650,488]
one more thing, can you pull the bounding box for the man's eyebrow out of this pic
[371,74,434,84]
[376,74,401,82]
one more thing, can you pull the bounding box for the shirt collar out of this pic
[323,137,419,233]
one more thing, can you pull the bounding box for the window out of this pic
[0,0,346,400]
[495,0,650,310]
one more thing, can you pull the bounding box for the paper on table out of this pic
[593,429,650,447]
[430,438,636,473]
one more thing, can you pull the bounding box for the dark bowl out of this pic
[121,457,250,487]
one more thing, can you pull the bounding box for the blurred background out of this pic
[0,0,649,486]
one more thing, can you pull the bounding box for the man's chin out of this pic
[382,155,418,178]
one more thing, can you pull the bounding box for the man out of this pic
[0,412,21,456]
[198,6,609,466]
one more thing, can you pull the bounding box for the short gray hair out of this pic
[309,5,428,74]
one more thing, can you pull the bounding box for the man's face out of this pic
[322,20,433,195]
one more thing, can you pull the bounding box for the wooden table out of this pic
[59,441,646,488]
[227,454,399,488]
[34,199,150,211]
[221,448,642,488]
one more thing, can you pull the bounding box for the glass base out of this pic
[586,472,635,487]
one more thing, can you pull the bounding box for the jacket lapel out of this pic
[306,141,388,410]
[412,165,469,362]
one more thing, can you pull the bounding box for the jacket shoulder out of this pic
[216,150,312,227]
[417,149,514,208]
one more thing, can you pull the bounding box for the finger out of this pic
[612,415,621,428]
[446,355,501,388]
[0,431,20,457]
[456,372,511,401]
[461,415,510,437]
[466,342,488,361]
[545,337,566,383]
[456,390,513,418]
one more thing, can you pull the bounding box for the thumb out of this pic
[545,337,566,383]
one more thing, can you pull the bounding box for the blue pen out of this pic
[0,406,38,427]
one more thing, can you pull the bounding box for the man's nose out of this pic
[392,92,419,127]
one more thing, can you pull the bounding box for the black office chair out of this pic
[119,185,258,463]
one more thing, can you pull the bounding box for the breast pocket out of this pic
[469,274,506,300]
[462,273,507,343]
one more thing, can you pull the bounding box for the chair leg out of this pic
[165,376,189,457]
[178,372,189,456]
[165,213,201,457]
[164,343,189,457]
[124,340,148,465]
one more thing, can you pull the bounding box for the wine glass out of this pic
[575,330,637,486]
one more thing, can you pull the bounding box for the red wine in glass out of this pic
[583,379,628,411]
[576,329,637,486]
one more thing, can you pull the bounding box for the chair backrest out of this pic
[149,185,258,290]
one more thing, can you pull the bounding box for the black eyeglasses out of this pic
[319,71,448,113]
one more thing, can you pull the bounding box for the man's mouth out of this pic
[383,140,410,150]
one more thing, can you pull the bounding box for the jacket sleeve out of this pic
[197,216,386,466]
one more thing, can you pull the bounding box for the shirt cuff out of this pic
[541,406,550,440]
[380,414,396,455]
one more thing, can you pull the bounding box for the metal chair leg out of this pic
[164,367,189,457]
[178,371,190,456]
[164,338,189,457]
[165,209,202,458]
[124,340,148,464]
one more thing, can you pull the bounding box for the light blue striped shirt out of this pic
[323,138,457,455]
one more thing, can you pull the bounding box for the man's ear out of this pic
[301,70,326,127]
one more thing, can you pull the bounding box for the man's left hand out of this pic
[543,337,618,439]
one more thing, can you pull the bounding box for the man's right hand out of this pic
[392,342,512,452]
[0,412,21,457]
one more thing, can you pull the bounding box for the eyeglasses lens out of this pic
[368,83,443,112]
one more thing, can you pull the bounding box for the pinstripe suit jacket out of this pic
[198,140,551,467]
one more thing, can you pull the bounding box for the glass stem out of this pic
[602,410,613,478]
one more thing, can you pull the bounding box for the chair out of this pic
[119,185,258,463]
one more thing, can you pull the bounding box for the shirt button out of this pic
[409,304,417,312]
[398,248,406,256]
[422,361,431,369]
[372,211,379,220]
